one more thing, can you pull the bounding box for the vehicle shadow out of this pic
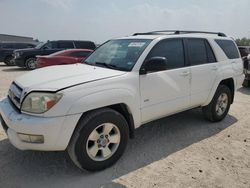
[2,67,27,72]
[238,87,250,95]
[0,109,237,188]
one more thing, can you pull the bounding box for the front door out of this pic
[140,38,190,123]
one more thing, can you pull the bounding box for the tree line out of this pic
[235,38,250,46]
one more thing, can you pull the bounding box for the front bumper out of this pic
[14,58,26,67]
[0,97,81,151]
[0,56,4,62]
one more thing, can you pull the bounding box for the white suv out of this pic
[0,31,244,171]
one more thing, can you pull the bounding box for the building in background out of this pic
[0,34,37,43]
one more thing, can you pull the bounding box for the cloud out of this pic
[39,0,74,10]
[0,0,249,43]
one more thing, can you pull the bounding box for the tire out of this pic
[67,108,129,171]
[202,85,232,122]
[25,57,37,70]
[4,56,15,66]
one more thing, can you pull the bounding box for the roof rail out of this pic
[133,30,227,37]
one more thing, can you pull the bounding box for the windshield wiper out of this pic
[95,62,118,69]
[84,61,127,71]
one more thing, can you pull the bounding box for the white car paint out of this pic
[0,33,244,151]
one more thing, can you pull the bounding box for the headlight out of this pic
[15,52,23,58]
[21,92,63,114]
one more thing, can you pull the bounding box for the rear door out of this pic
[186,38,218,106]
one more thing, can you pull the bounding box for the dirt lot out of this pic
[0,62,249,188]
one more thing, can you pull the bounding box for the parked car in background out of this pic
[242,54,250,87]
[14,40,96,70]
[0,30,244,171]
[238,46,250,57]
[0,42,36,66]
[36,49,93,68]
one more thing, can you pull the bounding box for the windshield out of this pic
[35,42,45,49]
[84,39,152,71]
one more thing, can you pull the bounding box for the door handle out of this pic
[180,71,190,76]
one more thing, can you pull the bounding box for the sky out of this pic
[0,0,249,43]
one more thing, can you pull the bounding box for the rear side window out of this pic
[215,39,240,59]
[70,51,91,58]
[146,38,185,70]
[57,41,74,49]
[74,41,96,50]
[187,38,216,66]
[205,41,216,63]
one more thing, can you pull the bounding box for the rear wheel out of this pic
[4,56,15,66]
[25,57,37,70]
[202,85,232,122]
[67,108,129,171]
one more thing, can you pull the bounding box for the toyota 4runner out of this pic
[0,30,244,171]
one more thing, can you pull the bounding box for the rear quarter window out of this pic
[70,51,91,58]
[74,41,96,50]
[215,39,240,59]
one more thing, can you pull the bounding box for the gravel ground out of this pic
[0,62,250,188]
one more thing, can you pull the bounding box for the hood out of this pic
[15,64,126,92]
[14,48,37,53]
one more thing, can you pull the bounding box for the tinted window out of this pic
[187,39,216,65]
[57,41,74,49]
[74,41,96,50]
[70,51,91,58]
[187,39,207,65]
[205,41,216,63]
[146,39,185,70]
[215,39,240,59]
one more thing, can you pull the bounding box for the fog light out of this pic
[18,133,44,143]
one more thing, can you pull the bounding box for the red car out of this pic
[36,49,93,68]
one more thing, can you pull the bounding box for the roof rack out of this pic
[133,30,227,37]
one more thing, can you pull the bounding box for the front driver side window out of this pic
[145,38,185,71]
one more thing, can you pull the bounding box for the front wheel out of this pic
[4,56,15,66]
[25,57,37,70]
[202,85,232,122]
[67,108,129,171]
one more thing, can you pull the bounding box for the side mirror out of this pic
[140,57,167,75]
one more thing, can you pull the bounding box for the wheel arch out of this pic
[203,77,235,106]
[75,104,135,139]
[219,78,235,104]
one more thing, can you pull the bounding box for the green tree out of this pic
[235,37,250,46]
